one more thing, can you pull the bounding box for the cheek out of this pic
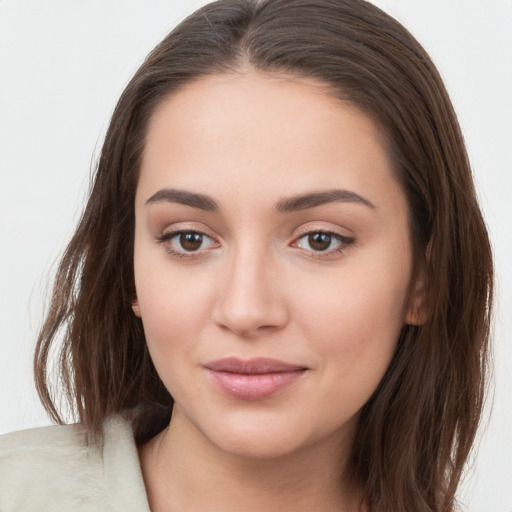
[292,250,411,382]
[136,268,211,343]
[134,275,212,402]
[132,250,214,377]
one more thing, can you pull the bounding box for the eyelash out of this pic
[292,230,355,259]
[156,230,218,259]
[156,229,355,260]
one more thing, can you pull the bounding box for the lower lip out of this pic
[207,369,306,400]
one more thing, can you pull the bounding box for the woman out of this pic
[0,1,493,511]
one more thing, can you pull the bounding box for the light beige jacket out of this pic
[0,416,150,511]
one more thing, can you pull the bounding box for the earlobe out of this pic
[132,297,141,318]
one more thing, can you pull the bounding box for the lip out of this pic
[204,357,308,400]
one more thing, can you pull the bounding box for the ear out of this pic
[132,296,141,318]
[405,268,427,326]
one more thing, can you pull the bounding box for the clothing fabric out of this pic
[0,416,151,512]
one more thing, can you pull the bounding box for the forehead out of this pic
[137,71,404,216]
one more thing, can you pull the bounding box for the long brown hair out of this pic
[34,1,493,510]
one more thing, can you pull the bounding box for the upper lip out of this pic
[205,357,307,374]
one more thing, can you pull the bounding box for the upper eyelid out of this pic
[292,225,354,243]
[293,220,353,236]
[161,228,211,237]
[159,222,219,239]
[295,228,349,237]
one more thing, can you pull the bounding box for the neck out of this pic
[138,407,363,512]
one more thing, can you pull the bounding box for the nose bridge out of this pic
[212,236,288,336]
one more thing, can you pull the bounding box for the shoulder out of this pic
[0,421,103,511]
[0,420,91,457]
[0,416,150,512]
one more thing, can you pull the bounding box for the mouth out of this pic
[204,357,308,400]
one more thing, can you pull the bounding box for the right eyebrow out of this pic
[145,188,219,212]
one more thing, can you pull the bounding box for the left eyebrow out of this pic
[275,189,375,213]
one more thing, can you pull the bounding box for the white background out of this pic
[0,1,510,511]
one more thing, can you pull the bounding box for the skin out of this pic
[132,70,422,512]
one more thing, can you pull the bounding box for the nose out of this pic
[211,245,289,337]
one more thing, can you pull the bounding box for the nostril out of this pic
[214,318,283,338]
[258,325,279,331]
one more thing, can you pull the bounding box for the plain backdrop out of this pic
[0,1,510,511]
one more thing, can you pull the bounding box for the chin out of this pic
[213,429,308,460]
[201,411,343,462]
[181,406,303,460]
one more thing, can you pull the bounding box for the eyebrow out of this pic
[145,188,375,212]
[274,189,375,212]
[145,188,219,211]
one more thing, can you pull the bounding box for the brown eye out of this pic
[294,230,354,256]
[159,230,217,257]
[179,232,203,251]
[308,233,332,251]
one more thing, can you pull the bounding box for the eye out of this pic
[157,230,218,257]
[293,231,354,256]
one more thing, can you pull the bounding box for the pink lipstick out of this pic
[204,357,307,400]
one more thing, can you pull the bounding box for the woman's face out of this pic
[133,71,419,459]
